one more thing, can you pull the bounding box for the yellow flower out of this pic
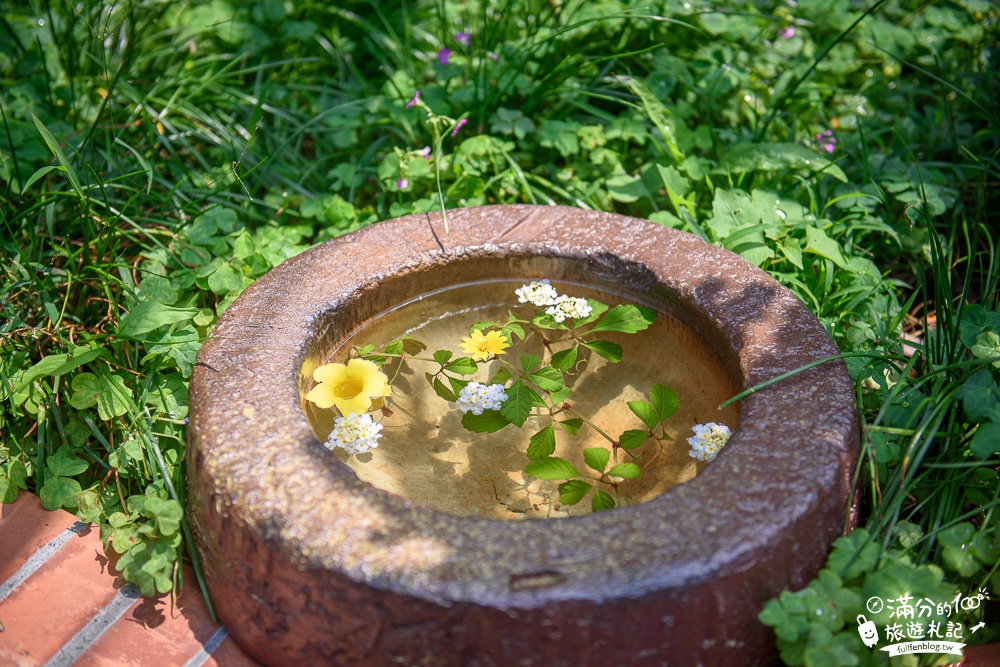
[460,329,509,361]
[305,359,391,415]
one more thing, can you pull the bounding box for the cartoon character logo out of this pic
[857,615,879,648]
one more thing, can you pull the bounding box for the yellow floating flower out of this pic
[460,329,509,361]
[305,358,391,415]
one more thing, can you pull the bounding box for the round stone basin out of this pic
[187,205,859,666]
[305,279,741,520]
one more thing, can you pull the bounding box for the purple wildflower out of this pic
[438,48,452,65]
[418,146,432,158]
[455,32,471,47]
[451,118,468,137]
[396,178,409,190]
[406,90,421,108]
[487,51,499,62]
[816,129,836,154]
[778,25,796,39]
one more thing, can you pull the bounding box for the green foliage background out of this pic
[1,0,998,662]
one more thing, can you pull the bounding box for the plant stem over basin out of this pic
[187,205,859,666]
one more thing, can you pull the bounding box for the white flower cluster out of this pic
[687,422,732,462]
[325,413,383,455]
[515,279,559,306]
[456,382,508,415]
[515,279,593,322]
[546,295,592,323]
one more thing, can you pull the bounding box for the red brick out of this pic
[203,634,262,667]
[0,523,121,666]
[0,493,79,583]
[72,568,248,667]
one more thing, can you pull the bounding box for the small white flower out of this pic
[325,413,383,455]
[545,295,592,323]
[515,279,560,306]
[457,382,508,415]
[687,422,732,462]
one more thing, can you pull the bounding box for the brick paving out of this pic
[0,494,259,667]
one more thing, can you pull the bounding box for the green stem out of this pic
[563,406,617,445]
[432,130,449,236]
[719,351,910,409]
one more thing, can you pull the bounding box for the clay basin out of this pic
[187,205,859,666]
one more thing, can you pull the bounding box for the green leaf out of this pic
[524,457,581,480]
[233,231,255,259]
[110,522,139,554]
[958,370,1000,422]
[715,142,848,183]
[942,543,982,577]
[558,480,592,506]
[117,302,199,338]
[11,343,106,396]
[501,322,525,343]
[827,529,880,582]
[145,372,188,419]
[548,387,573,405]
[20,165,62,194]
[447,375,470,398]
[500,381,544,427]
[31,113,84,198]
[618,429,649,450]
[537,119,582,157]
[532,313,568,330]
[582,340,623,363]
[959,304,1000,349]
[145,498,183,536]
[432,377,456,402]
[572,300,609,327]
[207,262,243,295]
[589,305,656,334]
[46,446,88,477]
[628,400,660,430]
[591,490,616,512]
[557,418,583,435]
[608,463,641,479]
[650,384,680,421]
[527,367,564,392]
[583,447,610,473]
[142,326,201,377]
[971,531,1000,565]
[489,366,512,385]
[444,357,478,375]
[520,353,542,372]
[461,410,510,433]
[433,350,454,365]
[527,424,557,459]
[383,339,405,355]
[70,373,133,420]
[399,336,426,356]
[971,331,1000,368]
[971,422,1000,459]
[625,79,683,161]
[606,172,645,203]
[39,476,83,510]
[938,522,975,547]
[803,226,848,269]
[550,346,579,371]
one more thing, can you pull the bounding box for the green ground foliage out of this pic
[1,0,998,662]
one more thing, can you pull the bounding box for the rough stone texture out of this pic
[187,205,860,666]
